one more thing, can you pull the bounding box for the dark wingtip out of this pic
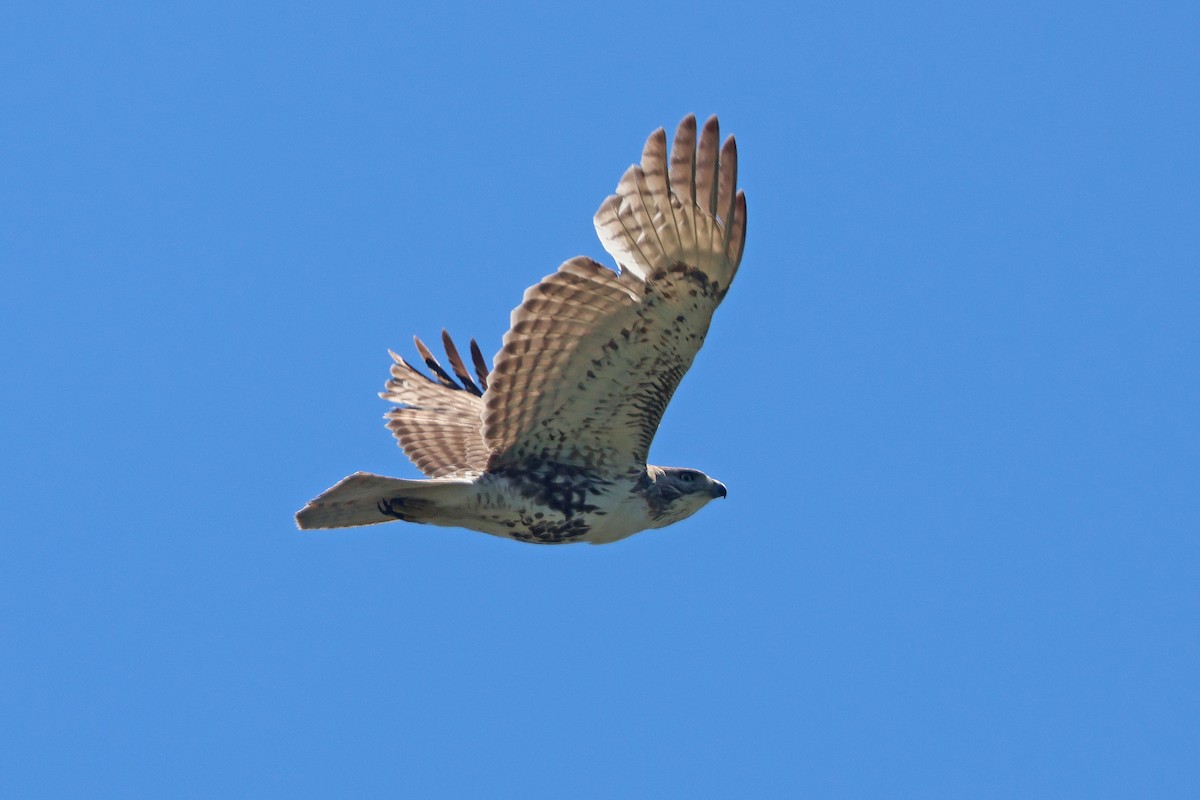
[440,329,483,396]
[412,334,461,390]
[469,338,490,392]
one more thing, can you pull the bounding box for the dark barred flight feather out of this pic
[469,339,490,392]
[412,334,463,392]
[439,330,484,397]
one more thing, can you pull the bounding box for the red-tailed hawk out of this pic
[296,115,746,544]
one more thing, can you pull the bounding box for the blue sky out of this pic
[3,1,1198,796]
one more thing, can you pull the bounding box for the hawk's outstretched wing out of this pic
[380,331,492,478]
[481,115,747,475]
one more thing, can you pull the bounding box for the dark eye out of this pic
[680,472,695,483]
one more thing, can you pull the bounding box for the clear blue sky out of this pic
[3,1,1197,797]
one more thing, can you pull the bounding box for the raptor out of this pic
[296,115,747,544]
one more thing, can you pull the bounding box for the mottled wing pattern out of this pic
[380,331,492,478]
[480,257,642,471]
[481,115,747,475]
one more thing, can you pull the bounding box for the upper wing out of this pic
[380,331,492,478]
[481,115,747,475]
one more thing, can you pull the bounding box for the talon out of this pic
[377,497,407,520]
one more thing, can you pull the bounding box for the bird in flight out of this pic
[296,114,747,544]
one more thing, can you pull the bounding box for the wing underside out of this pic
[381,331,492,478]
[481,115,746,475]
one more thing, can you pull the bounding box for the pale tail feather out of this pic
[295,472,475,530]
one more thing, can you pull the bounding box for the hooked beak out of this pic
[710,481,727,499]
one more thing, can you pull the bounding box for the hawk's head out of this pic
[644,466,727,528]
